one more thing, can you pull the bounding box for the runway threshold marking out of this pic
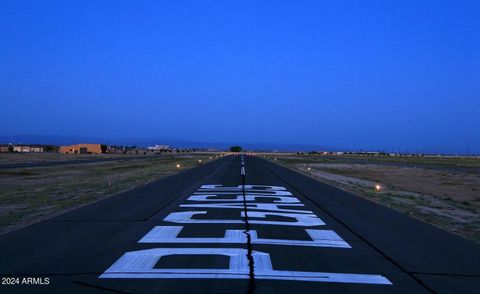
[100,157,392,286]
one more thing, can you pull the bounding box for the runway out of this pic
[1,155,479,293]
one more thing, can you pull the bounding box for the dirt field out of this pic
[270,154,480,243]
[0,154,216,235]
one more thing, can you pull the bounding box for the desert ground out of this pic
[0,153,217,235]
[266,154,480,243]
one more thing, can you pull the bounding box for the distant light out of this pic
[209,157,212,159]
[307,167,311,171]
[274,158,277,161]
[375,184,382,192]
[176,164,181,168]
[198,159,202,163]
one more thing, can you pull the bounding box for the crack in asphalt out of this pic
[241,157,256,294]
[73,281,135,294]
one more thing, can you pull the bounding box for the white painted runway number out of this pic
[101,180,392,285]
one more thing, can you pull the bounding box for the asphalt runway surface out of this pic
[1,155,479,293]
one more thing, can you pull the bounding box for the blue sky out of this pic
[1,1,479,153]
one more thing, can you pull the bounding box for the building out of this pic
[0,144,12,153]
[59,144,107,154]
[13,145,33,152]
[11,144,58,153]
[147,144,170,151]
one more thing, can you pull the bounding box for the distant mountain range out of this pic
[0,134,335,152]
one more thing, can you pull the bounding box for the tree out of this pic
[230,146,242,152]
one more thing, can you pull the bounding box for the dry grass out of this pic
[0,152,127,164]
[0,154,214,235]
[270,154,480,244]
